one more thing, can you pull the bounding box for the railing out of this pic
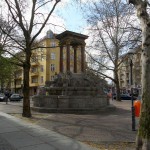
[30,71,39,76]
[30,82,39,87]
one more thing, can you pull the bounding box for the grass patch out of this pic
[83,141,135,150]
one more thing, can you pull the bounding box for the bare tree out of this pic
[0,16,17,92]
[0,0,60,117]
[81,0,142,101]
[128,0,150,149]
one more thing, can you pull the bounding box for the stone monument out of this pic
[32,31,109,113]
[32,71,109,113]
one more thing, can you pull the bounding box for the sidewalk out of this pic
[0,112,97,150]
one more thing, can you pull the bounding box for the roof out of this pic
[56,30,88,40]
[119,46,141,59]
[127,46,141,55]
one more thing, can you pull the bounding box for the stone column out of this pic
[60,45,63,72]
[66,41,70,72]
[81,44,85,72]
[73,46,77,73]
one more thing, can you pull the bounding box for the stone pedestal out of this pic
[32,72,109,113]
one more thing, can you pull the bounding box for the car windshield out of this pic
[12,94,20,97]
[0,94,5,97]
[121,94,128,97]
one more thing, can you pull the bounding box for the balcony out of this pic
[30,82,39,87]
[30,71,39,76]
[11,84,22,88]
[16,84,22,88]
[120,78,125,81]
[15,75,22,79]
[31,61,40,66]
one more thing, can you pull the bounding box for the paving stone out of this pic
[0,136,17,150]
[19,144,56,150]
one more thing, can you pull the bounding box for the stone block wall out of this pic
[32,95,108,110]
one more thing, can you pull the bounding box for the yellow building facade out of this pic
[11,30,87,95]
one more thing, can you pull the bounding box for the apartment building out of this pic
[11,30,88,95]
[118,46,142,93]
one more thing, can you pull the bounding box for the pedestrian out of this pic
[5,90,9,104]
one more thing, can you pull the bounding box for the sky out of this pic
[0,0,87,36]
[0,0,113,83]
[35,1,88,39]
[56,2,87,33]
[38,1,88,37]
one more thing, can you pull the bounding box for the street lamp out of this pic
[128,49,136,131]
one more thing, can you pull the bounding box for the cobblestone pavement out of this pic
[26,100,136,142]
[35,108,137,143]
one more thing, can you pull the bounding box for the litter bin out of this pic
[134,100,141,117]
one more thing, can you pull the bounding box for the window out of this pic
[51,40,56,47]
[31,56,38,62]
[31,67,38,73]
[51,52,56,60]
[40,48,44,53]
[51,75,55,81]
[50,64,55,71]
[32,77,38,83]
[40,76,44,83]
[16,81,21,85]
[41,55,45,61]
[40,65,44,72]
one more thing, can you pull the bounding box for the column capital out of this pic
[65,39,71,45]
[81,42,86,47]
[72,45,78,49]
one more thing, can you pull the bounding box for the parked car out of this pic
[114,94,137,100]
[9,94,23,101]
[0,93,6,101]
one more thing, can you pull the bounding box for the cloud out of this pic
[36,14,66,39]
[1,0,66,38]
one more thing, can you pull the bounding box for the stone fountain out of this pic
[32,72,109,113]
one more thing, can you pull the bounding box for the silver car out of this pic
[0,93,6,101]
[9,94,23,101]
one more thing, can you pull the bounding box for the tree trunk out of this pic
[128,0,150,149]
[114,71,121,101]
[14,76,16,93]
[136,45,150,150]
[22,61,31,117]
[22,64,31,117]
[0,79,4,92]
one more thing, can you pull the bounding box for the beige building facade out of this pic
[11,30,88,95]
[118,47,142,93]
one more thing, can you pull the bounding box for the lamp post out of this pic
[128,50,136,131]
